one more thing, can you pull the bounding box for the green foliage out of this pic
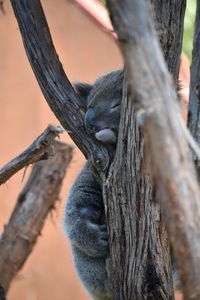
[100,0,106,5]
[183,0,196,60]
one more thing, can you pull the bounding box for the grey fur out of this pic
[85,69,123,145]
[64,69,180,298]
[64,70,123,300]
[64,163,112,299]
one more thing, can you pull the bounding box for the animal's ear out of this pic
[74,82,93,109]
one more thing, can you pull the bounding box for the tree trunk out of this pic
[188,0,200,178]
[103,83,174,299]
[104,0,186,298]
[151,0,186,82]
[106,1,200,299]
[9,0,200,299]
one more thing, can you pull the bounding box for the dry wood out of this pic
[9,0,193,299]
[10,0,109,171]
[103,84,174,299]
[0,141,73,293]
[188,0,200,177]
[151,0,186,83]
[0,124,63,185]
[106,0,200,299]
[103,0,186,298]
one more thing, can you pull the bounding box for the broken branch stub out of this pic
[0,141,73,293]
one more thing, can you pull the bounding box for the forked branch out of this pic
[10,0,109,171]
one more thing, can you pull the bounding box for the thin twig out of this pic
[0,124,64,185]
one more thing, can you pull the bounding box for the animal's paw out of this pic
[88,223,109,257]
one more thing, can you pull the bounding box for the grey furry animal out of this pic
[64,70,123,300]
[64,69,181,299]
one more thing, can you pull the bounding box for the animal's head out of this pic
[75,69,123,145]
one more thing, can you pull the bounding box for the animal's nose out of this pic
[85,108,97,131]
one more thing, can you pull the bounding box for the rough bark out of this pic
[10,0,109,171]
[106,1,200,299]
[104,0,186,298]
[9,0,191,299]
[0,125,63,185]
[103,84,174,299]
[0,141,73,293]
[151,0,186,83]
[188,0,200,177]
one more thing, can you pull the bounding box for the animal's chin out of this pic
[95,128,117,145]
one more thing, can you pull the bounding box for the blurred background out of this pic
[183,0,196,60]
[0,0,195,299]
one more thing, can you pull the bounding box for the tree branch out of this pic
[0,141,73,293]
[0,124,63,185]
[106,0,200,299]
[9,0,196,298]
[151,0,186,82]
[10,0,109,171]
[188,0,200,176]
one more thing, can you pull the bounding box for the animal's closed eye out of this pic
[111,103,120,110]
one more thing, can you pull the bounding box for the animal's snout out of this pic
[85,108,98,132]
